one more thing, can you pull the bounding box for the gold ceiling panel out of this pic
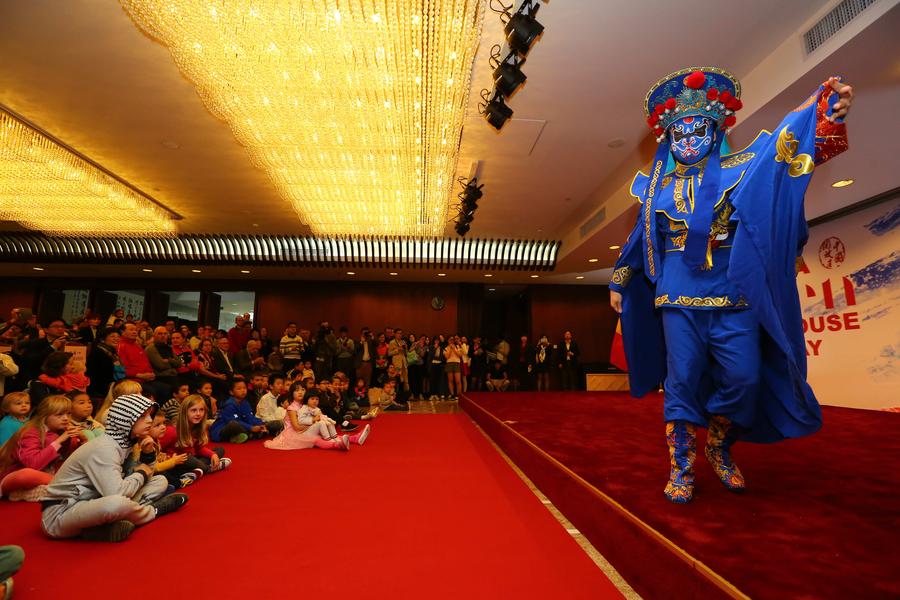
[121,0,486,237]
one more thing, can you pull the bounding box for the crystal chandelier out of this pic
[0,108,177,236]
[121,0,486,237]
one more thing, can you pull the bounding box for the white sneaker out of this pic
[341,434,351,451]
[357,424,371,446]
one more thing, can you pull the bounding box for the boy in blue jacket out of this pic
[210,380,268,444]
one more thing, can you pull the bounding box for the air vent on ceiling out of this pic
[803,0,875,55]
[579,207,606,239]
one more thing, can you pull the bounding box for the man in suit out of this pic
[354,327,375,387]
[210,337,239,400]
[557,330,580,391]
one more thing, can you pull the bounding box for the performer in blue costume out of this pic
[609,67,853,503]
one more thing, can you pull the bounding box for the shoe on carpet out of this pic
[384,403,407,412]
[192,468,205,479]
[152,492,189,517]
[357,424,371,446]
[340,434,351,451]
[210,457,232,472]
[342,422,359,432]
[229,433,249,444]
[80,520,135,543]
[179,473,197,488]
[2,577,13,600]
[7,484,49,502]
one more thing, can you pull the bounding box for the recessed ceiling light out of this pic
[252,223,259,227]
[346,271,356,275]
[191,269,202,273]
[831,179,854,188]
[609,245,621,250]
[488,288,496,292]
[483,273,493,277]
[575,276,585,280]
[389,272,398,276]
[240,270,250,274]
[32,267,44,271]
[607,137,626,148]
[588,258,599,263]
[438,273,447,277]
[142,268,153,273]
[530,274,540,279]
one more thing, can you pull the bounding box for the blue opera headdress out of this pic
[644,67,743,143]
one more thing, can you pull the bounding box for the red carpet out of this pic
[462,392,900,600]
[1,414,621,600]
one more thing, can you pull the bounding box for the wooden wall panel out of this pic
[529,285,616,364]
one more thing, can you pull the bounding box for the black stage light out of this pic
[505,1,544,57]
[455,222,471,236]
[480,90,513,131]
[464,180,484,202]
[490,45,527,99]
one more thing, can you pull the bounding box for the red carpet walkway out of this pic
[464,392,900,599]
[2,414,621,600]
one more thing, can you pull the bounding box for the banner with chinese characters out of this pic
[798,196,900,410]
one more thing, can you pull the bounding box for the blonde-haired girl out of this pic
[96,379,143,426]
[160,394,230,474]
[0,395,81,501]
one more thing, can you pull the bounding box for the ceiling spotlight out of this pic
[484,273,493,277]
[488,288,496,292]
[142,268,153,273]
[575,276,585,280]
[455,222,471,236]
[480,89,513,131]
[389,272,398,276]
[530,274,539,279]
[504,0,544,57]
[346,271,356,275]
[609,245,621,250]
[191,269,202,273]
[588,258,599,263]
[491,46,527,98]
[240,270,251,274]
[32,267,44,271]
[831,179,854,188]
[438,273,447,277]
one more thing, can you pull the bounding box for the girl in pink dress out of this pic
[265,382,370,451]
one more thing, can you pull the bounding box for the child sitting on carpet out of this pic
[0,391,31,447]
[96,380,143,426]
[255,373,286,436]
[40,393,189,542]
[265,383,368,451]
[196,380,218,419]
[127,412,198,489]
[68,391,105,441]
[0,395,81,501]
[209,380,268,444]
[353,378,369,408]
[161,383,190,424]
[162,395,230,475]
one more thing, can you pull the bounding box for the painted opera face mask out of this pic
[668,116,715,165]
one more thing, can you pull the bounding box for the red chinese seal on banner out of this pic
[818,236,846,269]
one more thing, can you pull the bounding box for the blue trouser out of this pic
[661,308,760,428]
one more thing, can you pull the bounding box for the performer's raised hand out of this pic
[827,76,853,122]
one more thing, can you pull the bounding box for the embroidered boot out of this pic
[705,415,745,492]
[664,421,697,503]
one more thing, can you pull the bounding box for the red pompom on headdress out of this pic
[724,115,737,127]
[684,70,706,89]
[719,90,733,104]
[654,103,665,115]
[706,88,719,101]
[664,97,677,110]
[647,114,659,127]
[725,97,741,111]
